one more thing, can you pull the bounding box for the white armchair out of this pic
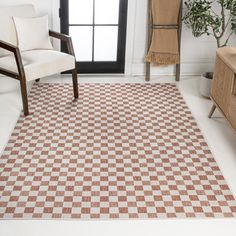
[0,5,78,116]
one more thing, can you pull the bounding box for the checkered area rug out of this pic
[0,83,236,219]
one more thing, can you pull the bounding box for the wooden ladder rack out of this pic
[145,0,183,82]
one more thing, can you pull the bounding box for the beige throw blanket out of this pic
[146,0,181,66]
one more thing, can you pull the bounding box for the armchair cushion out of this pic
[13,15,53,51]
[0,5,36,57]
[0,50,75,81]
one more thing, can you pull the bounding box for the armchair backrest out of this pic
[0,4,36,57]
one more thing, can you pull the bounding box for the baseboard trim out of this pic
[130,61,214,76]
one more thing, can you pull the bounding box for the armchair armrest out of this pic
[0,40,25,79]
[49,30,75,57]
[0,40,18,53]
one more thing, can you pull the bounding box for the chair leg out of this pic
[20,77,29,116]
[72,68,79,99]
[208,104,216,118]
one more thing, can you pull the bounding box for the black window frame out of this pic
[60,0,128,74]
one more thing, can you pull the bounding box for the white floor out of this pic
[0,75,236,236]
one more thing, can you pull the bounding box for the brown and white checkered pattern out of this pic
[0,83,236,219]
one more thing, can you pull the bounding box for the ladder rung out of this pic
[152,25,178,29]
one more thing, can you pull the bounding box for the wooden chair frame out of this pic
[145,0,183,82]
[0,30,78,116]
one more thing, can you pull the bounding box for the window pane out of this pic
[69,26,93,62]
[95,0,120,24]
[69,0,93,24]
[94,26,118,61]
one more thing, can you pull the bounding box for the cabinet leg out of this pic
[208,104,216,118]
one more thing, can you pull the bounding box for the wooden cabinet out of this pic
[209,48,236,132]
[229,75,236,130]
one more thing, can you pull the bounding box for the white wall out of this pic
[0,0,54,25]
[127,0,236,76]
[1,0,235,76]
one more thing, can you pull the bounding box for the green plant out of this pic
[183,0,236,47]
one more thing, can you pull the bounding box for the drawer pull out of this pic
[233,77,236,96]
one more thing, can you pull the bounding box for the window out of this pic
[60,0,128,73]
